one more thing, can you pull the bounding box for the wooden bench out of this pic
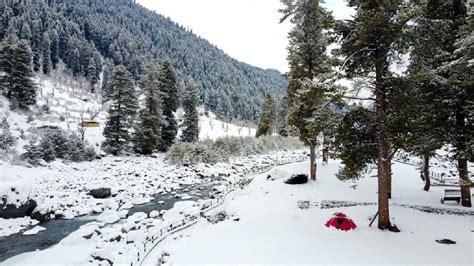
[441,189,461,204]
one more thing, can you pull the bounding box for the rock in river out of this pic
[0,199,37,219]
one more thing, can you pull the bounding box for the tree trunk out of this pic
[375,50,391,230]
[423,155,431,192]
[322,147,328,165]
[458,158,472,207]
[309,143,317,181]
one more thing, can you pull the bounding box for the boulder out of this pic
[31,209,52,222]
[89,188,112,199]
[0,199,37,219]
[207,211,227,224]
[284,174,308,185]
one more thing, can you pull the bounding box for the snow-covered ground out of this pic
[1,150,307,265]
[142,160,473,265]
[194,110,256,140]
[395,150,474,183]
[0,150,304,236]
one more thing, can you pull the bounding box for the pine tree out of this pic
[276,100,289,137]
[71,47,81,76]
[42,32,51,74]
[50,29,59,69]
[395,0,454,192]
[102,65,138,155]
[0,116,15,151]
[39,136,55,162]
[87,57,97,88]
[280,0,339,181]
[335,0,416,230]
[22,139,43,165]
[93,52,102,82]
[13,39,36,108]
[181,79,199,143]
[20,22,31,40]
[0,36,36,108]
[158,61,179,152]
[133,62,162,155]
[0,6,13,40]
[436,1,472,207]
[31,19,41,72]
[0,35,15,98]
[256,92,275,138]
[101,59,113,92]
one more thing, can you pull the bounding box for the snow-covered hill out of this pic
[0,76,257,159]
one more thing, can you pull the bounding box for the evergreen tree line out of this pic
[280,0,473,231]
[103,61,200,156]
[0,0,287,122]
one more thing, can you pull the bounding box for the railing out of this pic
[126,153,308,266]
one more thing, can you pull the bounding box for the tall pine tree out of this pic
[335,0,416,230]
[133,62,162,155]
[0,35,36,108]
[276,99,289,137]
[102,65,138,155]
[181,79,200,143]
[42,32,51,74]
[49,29,59,70]
[31,19,41,72]
[256,92,276,138]
[158,61,179,152]
[436,0,472,207]
[280,0,339,181]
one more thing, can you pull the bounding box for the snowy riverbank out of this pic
[1,150,307,264]
[144,160,473,265]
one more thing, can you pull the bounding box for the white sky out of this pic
[136,0,354,73]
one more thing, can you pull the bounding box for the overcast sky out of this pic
[136,0,354,73]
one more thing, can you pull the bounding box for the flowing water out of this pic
[0,183,215,262]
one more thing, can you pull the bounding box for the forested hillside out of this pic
[0,0,286,122]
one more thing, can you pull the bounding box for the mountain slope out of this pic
[0,0,287,122]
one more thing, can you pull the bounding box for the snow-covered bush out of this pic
[21,129,96,165]
[166,136,304,165]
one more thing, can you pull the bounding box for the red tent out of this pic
[325,213,357,231]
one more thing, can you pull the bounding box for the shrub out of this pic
[41,104,50,113]
[21,128,96,165]
[166,136,304,166]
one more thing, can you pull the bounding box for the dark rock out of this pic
[297,200,310,209]
[436,239,456,245]
[284,174,308,185]
[89,188,111,199]
[0,199,37,219]
[83,233,94,240]
[388,224,401,233]
[92,255,113,266]
[31,209,52,222]
[207,211,227,224]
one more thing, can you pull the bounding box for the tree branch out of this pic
[342,95,376,101]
